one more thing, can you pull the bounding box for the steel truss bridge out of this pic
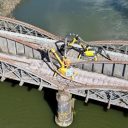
[0,16,128,110]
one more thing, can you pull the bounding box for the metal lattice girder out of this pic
[0,61,58,91]
[89,40,128,55]
[0,16,60,40]
[1,30,128,84]
[0,16,128,110]
[67,89,128,109]
[69,50,128,80]
[1,17,128,55]
[0,50,128,109]
[1,52,128,91]
[0,53,82,90]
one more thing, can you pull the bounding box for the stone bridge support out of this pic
[55,91,74,127]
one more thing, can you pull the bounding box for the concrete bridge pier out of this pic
[55,91,73,127]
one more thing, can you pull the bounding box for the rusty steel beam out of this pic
[72,60,128,65]
[89,40,128,45]
[87,40,128,55]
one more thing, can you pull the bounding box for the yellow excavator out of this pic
[67,34,79,47]
[65,33,110,61]
[50,48,76,79]
[66,34,98,61]
[78,45,98,61]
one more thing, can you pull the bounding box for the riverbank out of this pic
[0,0,21,16]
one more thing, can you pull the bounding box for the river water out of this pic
[0,0,128,128]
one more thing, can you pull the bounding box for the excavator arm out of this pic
[50,48,65,68]
[68,37,78,47]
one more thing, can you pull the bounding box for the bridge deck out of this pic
[0,52,128,92]
[0,16,128,109]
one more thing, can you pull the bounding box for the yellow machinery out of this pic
[78,46,97,61]
[66,34,97,61]
[67,36,78,47]
[50,48,75,78]
[67,35,79,47]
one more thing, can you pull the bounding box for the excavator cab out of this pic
[78,46,97,61]
[58,66,73,77]
[84,47,96,57]
[58,57,72,76]
[84,47,97,61]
